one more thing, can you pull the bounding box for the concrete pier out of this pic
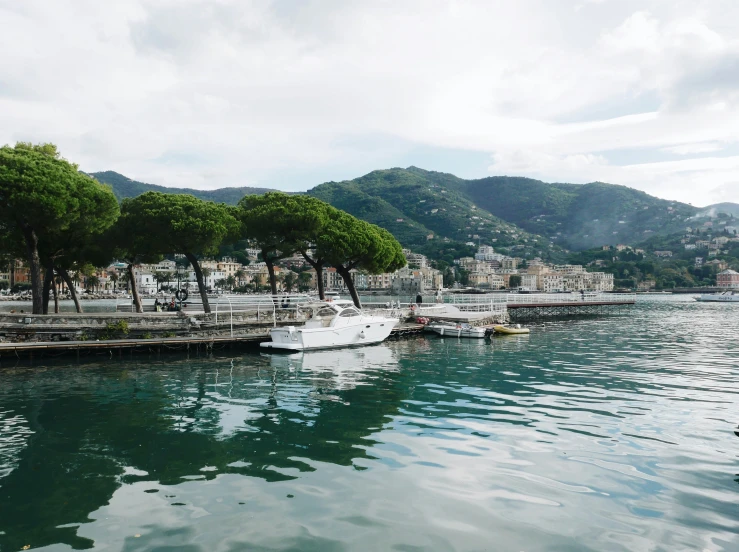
[0,323,425,360]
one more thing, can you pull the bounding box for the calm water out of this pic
[1,296,737,551]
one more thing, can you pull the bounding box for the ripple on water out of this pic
[0,297,737,551]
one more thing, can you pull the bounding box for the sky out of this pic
[1,0,738,206]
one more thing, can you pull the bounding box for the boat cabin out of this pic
[303,304,364,328]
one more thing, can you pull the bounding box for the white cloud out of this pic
[0,0,738,204]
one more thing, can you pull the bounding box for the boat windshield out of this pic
[338,307,361,317]
[315,306,338,318]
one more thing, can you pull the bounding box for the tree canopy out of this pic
[314,210,406,306]
[0,143,119,313]
[238,192,328,296]
[118,192,241,312]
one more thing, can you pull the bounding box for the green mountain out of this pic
[307,168,556,258]
[90,171,276,204]
[91,167,739,254]
[702,202,739,217]
[456,176,703,249]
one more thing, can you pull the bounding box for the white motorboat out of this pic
[425,322,487,339]
[260,303,398,351]
[695,290,739,302]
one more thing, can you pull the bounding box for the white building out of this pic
[474,245,505,262]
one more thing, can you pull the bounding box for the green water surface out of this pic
[0,295,737,551]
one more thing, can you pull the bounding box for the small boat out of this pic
[425,322,487,338]
[695,290,739,302]
[260,302,398,351]
[493,324,530,335]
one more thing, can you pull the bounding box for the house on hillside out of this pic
[717,269,739,288]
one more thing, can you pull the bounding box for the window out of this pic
[339,307,361,317]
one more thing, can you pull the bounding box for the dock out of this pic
[506,293,635,321]
[0,323,425,360]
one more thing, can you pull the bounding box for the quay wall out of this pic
[0,310,311,344]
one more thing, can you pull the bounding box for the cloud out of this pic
[0,0,738,203]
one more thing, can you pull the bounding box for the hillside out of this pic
[90,167,738,254]
[90,171,276,204]
[702,202,739,217]
[308,168,559,259]
[457,176,700,249]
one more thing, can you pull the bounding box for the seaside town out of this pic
[2,3,739,552]
[1,245,620,298]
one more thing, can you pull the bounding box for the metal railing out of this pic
[505,293,636,304]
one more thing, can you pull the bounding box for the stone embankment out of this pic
[0,310,304,344]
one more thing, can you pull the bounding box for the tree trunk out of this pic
[127,263,143,314]
[42,264,54,315]
[9,259,15,289]
[20,224,43,314]
[185,252,210,313]
[52,271,59,314]
[336,265,361,308]
[59,270,83,313]
[265,258,278,297]
[301,253,325,300]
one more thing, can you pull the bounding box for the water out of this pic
[0,300,118,313]
[0,295,737,551]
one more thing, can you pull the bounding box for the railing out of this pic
[506,293,636,304]
[211,294,324,332]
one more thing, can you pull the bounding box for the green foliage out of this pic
[508,274,522,288]
[116,192,240,313]
[120,192,241,258]
[238,192,332,294]
[0,142,119,313]
[101,320,129,340]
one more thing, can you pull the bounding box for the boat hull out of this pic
[426,324,487,339]
[261,318,398,351]
[493,325,530,335]
[695,295,739,302]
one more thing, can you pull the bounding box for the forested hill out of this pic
[91,171,276,204]
[702,202,739,217]
[306,167,713,250]
[306,169,552,254]
[459,175,700,250]
[91,167,738,252]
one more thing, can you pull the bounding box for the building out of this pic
[717,269,739,288]
[542,274,564,292]
[323,267,345,291]
[391,268,425,294]
[474,245,505,262]
[402,249,429,269]
[520,274,538,290]
[654,251,673,258]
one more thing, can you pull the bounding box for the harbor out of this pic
[0,292,637,359]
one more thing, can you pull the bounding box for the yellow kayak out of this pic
[493,325,530,335]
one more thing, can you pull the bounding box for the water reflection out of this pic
[267,344,398,390]
[0,297,737,551]
[0,349,406,551]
